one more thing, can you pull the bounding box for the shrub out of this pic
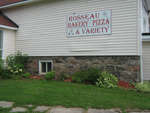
[6,51,28,68]
[72,68,101,84]
[72,71,85,83]
[60,73,70,81]
[0,69,11,79]
[45,71,55,80]
[6,51,28,76]
[0,59,4,75]
[7,64,23,75]
[135,82,150,92]
[22,72,31,78]
[0,59,11,79]
[85,68,102,84]
[96,71,118,88]
[0,58,3,67]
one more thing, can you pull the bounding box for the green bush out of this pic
[8,64,24,75]
[96,71,118,88]
[0,59,4,75]
[72,71,83,83]
[72,68,101,84]
[6,51,28,68]
[60,73,70,80]
[0,59,11,79]
[45,71,55,80]
[0,58,3,67]
[86,68,102,84]
[135,82,150,92]
[22,72,31,78]
[0,69,11,79]
[6,51,28,76]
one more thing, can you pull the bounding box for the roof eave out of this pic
[0,25,18,30]
[0,0,37,9]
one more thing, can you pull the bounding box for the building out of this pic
[0,0,149,82]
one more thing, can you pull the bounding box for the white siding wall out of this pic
[3,0,139,56]
[143,42,150,80]
[2,29,16,59]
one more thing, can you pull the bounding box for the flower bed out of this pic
[118,80,135,89]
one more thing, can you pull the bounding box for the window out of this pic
[0,31,3,58]
[39,60,53,74]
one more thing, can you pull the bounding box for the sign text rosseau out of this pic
[66,10,112,37]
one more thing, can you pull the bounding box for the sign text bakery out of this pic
[66,10,112,37]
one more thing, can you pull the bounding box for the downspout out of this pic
[139,0,144,83]
[140,38,144,83]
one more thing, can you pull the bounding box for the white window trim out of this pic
[39,60,53,75]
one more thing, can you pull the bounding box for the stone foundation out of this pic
[26,56,140,82]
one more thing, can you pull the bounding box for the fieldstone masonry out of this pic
[27,56,140,82]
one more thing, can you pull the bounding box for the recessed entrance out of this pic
[143,42,150,80]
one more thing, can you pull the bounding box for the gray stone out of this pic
[27,56,140,82]
[33,106,50,112]
[0,101,14,108]
[10,107,27,112]
[25,104,33,108]
[48,107,84,113]
[87,109,120,113]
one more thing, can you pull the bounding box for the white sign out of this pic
[66,10,112,37]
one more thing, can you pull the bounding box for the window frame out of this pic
[39,60,53,74]
[0,30,3,59]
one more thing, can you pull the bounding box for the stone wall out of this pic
[26,56,141,82]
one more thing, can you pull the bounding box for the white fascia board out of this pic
[0,25,18,30]
[0,0,38,9]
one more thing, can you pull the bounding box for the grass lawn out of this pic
[0,80,150,110]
